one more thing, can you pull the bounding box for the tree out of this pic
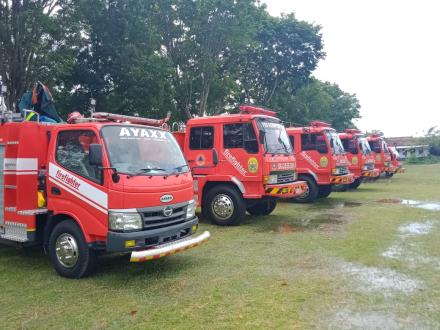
[235,13,325,107]
[274,79,361,131]
[0,0,77,110]
[424,126,440,156]
[159,0,259,117]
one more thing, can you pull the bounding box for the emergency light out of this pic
[310,121,331,128]
[345,129,362,134]
[239,105,277,117]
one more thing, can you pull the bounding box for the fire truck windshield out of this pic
[325,130,345,155]
[358,138,372,155]
[101,125,188,176]
[256,119,292,154]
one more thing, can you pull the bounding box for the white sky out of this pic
[262,0,440,137]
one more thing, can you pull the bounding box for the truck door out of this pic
[47,129,108,235]
[220,122,261,182]
[298,133,329,173]
[185,125,216,174]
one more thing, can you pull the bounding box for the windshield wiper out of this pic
[165,164,189,178]
[127,168,166,178]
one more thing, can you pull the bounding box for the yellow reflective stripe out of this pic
[25,112,35,121]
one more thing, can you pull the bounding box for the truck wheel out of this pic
[48,220,97,278]
[292,176,318,203]
[247,199,277,216]
[349,178,362,190]
[385,172,394,178]
[203,185,246,226]
[318,185,332,198]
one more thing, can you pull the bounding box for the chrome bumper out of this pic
[130,231,211,262]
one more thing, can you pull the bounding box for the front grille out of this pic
[337,167,349,175]
[274,171,296,184]
[138,202,191,230]
[364,163,374,171]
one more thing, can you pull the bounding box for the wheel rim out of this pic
[55,233,79,268]
[298,184,310,199]
[211,194,234,220]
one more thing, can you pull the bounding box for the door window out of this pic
[223,123,258,154]
[56,130,102,183]
[189,126,214,149]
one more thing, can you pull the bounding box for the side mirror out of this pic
[316,143,328,154]
[89,144,103,166]
[213,148,219,165]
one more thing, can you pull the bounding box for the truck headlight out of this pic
[186,199,196,219]
[332,168,340,175]
[109,212,142,231]
[264,174,278,184]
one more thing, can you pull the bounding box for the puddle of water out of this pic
[339,261,422,296]
[378,199,440,211]
[329,309,403,330]
[276,214,343,233]
[317,201,363,209]
[382,221,440,269]
[399,222,433,235]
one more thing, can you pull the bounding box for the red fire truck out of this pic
[388,146,406,177]
[367,134,394,176]
[172,106,307,226]
[338,129,380,189]
[0,112,210,278]
[286,121,355,203]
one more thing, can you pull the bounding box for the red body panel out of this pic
[286,125,355,186]
[367,135,393,174]
[173,112,307,206]
[1,121,195,244]
[338,131,379,179]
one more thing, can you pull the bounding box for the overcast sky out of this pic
[262,0,440,137]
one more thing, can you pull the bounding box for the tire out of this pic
[317,185,332,198]
[385,172,394,178]
[292,176,319,203]
[247,199,277,216]
[202,184,246,226]
[349,178,362,190]
[48,220,97,278]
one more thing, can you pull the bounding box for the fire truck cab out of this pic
[367,134,394,176]
[286,121,355,203]
[173,106,307,226]
[0,112,209,278]
[338,129,380,189]
[388,146,406,177]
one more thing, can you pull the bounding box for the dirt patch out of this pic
[377,198,401,204]
[316,200,363,209]
[275,214,344,234]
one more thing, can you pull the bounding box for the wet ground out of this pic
[378,198,440,211]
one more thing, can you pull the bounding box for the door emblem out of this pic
[160,194,173,203]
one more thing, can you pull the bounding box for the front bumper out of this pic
[362,169,381,178]
[106,217,198,252]
[383,166,395,173]
[329,173,355,184]
[264,181,308,198]
[396,167,406,174]
[130,231,211,262]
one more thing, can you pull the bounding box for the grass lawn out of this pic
[1,164,440,329]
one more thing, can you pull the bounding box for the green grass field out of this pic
[1,164,440,329]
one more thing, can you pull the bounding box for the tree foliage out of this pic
[1,0,361,128]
